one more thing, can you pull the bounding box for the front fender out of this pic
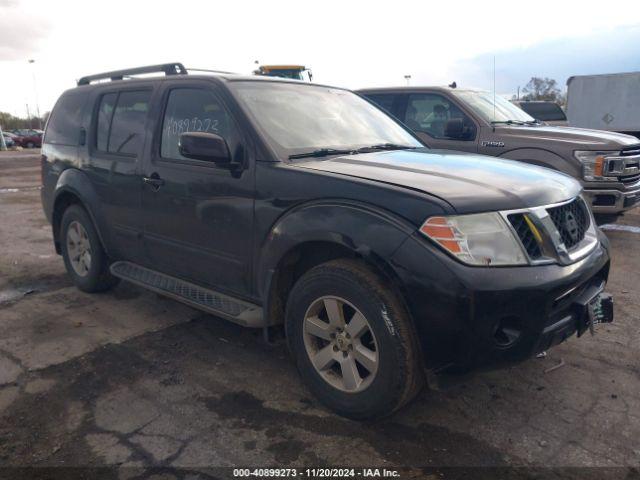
[53,168,111,254]
[255,200,417,298]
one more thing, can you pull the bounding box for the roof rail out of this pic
[77,62,187,86]
[187,67,238,75]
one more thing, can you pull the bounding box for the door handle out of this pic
[143,174,165,190]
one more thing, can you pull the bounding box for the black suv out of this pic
[41,63,613,419]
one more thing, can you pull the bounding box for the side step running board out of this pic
[110,261,264,327]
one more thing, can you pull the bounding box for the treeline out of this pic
[0,111,49,131]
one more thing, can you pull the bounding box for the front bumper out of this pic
[390,229,612,371]
[583,183,640,214]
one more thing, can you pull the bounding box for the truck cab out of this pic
[358,86,640,217]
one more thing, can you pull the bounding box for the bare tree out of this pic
[521,77,565,104]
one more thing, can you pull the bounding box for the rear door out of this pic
[396,92,479,153]
[85,86,154,261]
[140,81,255,297]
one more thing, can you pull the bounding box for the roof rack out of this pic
[77,62,187,86]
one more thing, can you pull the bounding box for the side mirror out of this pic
[444,118,465,139]
[179,132,231,164]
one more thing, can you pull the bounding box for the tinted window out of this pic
[161,88,238,161]
[96,93,117,151]
[403,93,475,140]
[365,94,395,114]
[45,92,88,145]
[518,102,566,121]
[106,91,151,155]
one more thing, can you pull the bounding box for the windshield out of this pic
[231,82,421,158]
[452,90,534,123]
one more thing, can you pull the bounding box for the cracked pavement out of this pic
[0,151,639,478]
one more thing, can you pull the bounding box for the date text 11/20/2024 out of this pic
[233,468,401,477]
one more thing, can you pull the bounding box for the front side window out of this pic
[402,93,475,140]
[160,88,238,161]
[231,82,420,158]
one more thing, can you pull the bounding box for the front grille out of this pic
[547,199,590,249]
[620,146,640,156]
[621,173,640,185]
[508,214,542,259]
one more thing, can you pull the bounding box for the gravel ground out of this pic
[0,151,638,479]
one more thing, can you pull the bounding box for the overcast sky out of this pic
[1,0,640,118]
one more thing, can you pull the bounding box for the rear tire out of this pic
[286,259,423,419]
[60,205,119,293]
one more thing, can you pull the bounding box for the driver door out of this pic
[141,83,255,297]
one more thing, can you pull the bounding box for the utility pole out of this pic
[28,59,42,129]
[0,124,6,151]
[26,103,31,129]
[404,75,411,86]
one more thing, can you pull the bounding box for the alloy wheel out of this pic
[66,221,92,277]
[303,296,379,393]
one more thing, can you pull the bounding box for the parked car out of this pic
[42,64,613,419]
[566,72,640,138]
[358,86,640,218]
[2,132,15,148]
[12,131,42,148]
[511,100,568,126]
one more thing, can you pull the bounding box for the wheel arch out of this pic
[258,201,417,328]
[52,169,109,255]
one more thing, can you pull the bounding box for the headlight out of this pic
[419,213,527,266]
[574,151,619,181]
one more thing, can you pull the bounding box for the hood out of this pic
[497,125,639,150]
[293,149,581,214]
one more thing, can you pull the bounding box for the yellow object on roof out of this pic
[260,65,306,72]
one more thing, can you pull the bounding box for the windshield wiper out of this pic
[490,120,527,126]
[288,148,356,160]
[355,143,418,153]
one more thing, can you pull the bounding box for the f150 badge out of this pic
[481,140,505,148]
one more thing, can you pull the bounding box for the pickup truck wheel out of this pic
[286,259,423,419]
[60,205,119,293]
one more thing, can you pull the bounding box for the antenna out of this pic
[493,56,496,123]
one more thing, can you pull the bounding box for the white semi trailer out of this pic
[566,72,640,138]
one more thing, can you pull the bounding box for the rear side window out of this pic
[45,91,88,146]
[96,93,117,151]
[95,90,151,155]
[365,94,395,114]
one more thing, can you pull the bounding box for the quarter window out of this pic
[45,92,88,146]
[403,94,475,140]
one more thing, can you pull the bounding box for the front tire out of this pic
[60,205,119,293]
[286,259,423,419]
